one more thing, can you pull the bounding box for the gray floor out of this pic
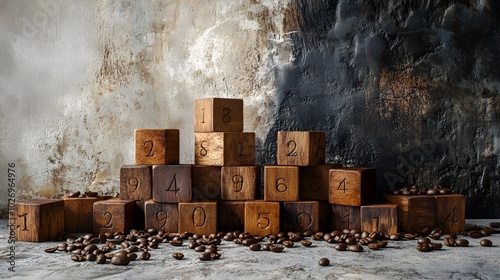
[1,219,499,280]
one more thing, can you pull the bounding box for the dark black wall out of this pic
[257,0,500,218]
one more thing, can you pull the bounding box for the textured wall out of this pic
[1,0,499,218]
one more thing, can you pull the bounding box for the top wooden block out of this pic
[277,131,325,166]
[194,98,243,132]
[135,129,180,165]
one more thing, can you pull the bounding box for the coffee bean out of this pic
[127,252,137,261]
[443,236,456,247]
[194,245,206,252]
[242,238,258,246]
[455,239,469,247]
[141,251,151,260]
[261,243,271,251]
[377,241,388,248]
[249,243,261,251]
[210,253,221,260]
[223,235,235,241]
[319,258,330,266]
[416,243,431,252]
[199,252,211,261]
[111,255,130,265]
[489,222,500,228]
[282,240,294,248]
[334,243,348,251]
[417,237,431,245]
[172,252,184,260]
[205,247,217,254]
[96,254,106,264]
[429,243,442,250]
[86,253,97,261]
[480,239,493,247]
[68,191,81,198]
[428,233,441,240]
[44,247,57,253]
[300,240,312,247]
[345,237,357,245]
[269,245,284,253]
[303,231,313,237]
[439,188,451,194]
[170,239,183,246]
[71,254,85,262]
[348,245,363,252]
[367,243,380,250]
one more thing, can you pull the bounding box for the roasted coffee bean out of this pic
[345,237,357,245]
[416,243,431,252]
[300,240,312,247]
[427,189,439,195]
[417,237,431,245]
[194,245,206,252]
[71,254,85,262]
[172,252,184,260]
[44,247,58,253]
[480,239,493,247]
[261,243,272,251]
[199,252,211,261]
[242,238,258,246]
[334,243,348,251]
[57,243,68,252]
[443,236,456,247]
[404,233,416,240]
[456,239,469,247]
[489,222,500,228]
[429,243,442,250]
[367,243,380,250]
[439,188,451,194]
[469,231,482,238]
[111,255,130,265]
[69,191,81,198]
[210,253,221,260]
[149,241,159,249]
[96,254,106,264]
[428,233,441,240]
[86,253,97,261]
[389,234,403,241]
[303,231,313,237]
[223,235,235,241]
[139,251,150,260]
[127,252,137,261]
[378,241,389,248]
[170,239,183,246]
[283,240,294,248]
[85,244,98,252]
[269,245,284,253]
[249,243,261,251]
[348,245,363,252]
[319,258,330,266]
[205,247,217,254]
[421,228,432,236]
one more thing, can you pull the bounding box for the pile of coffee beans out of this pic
[65,191,99,198]
[391,184,452,195]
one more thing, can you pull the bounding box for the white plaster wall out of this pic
[0,0,294,210]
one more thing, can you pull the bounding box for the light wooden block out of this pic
[281,201,330,233]
[135,129,179,165]
[120,165,152,201]
[331,204,361,232]
[264,166,299,201]
[300,164,342,200]
[218,201,245,232]
[192,165,222,202]
[384,194,435,233]
[194,98,244,132]
[63,196,97,233]
[245,201,280,236]
[144,200,178,233]
[194,132,255,166]
[15,199,64,242]
[221,166,259,200]
[152,165,192,203]
[178,202,217,235]
[329,167,376,206]
[277,131,325,166]
[93,199,136,233]
[361,204,399,234]
[434,194,465,234]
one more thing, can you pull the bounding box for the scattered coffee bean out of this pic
[416,243,431,252]
[194,245,206,252]
[172,252,184,260]
[199,252,211,261]
[269,245,284,253]
[44,247,58,253]
[468,231,482,238]
[334,243,348,251]
[489,222,500,228]
[282,240,294,248]
[367,243,380,250]
[261,243,271,251]
[68,191,81,198]
[170,239,183,246]
[480,239,493,247]
[249,243,261,251]
[377,241,389,248]
[71,254,85,262]
[111,255,130,265]
[86,253,97,261]
[444,236,456,247]
[417,237,431,245]
[455,239,469,247]
[300,240,312,247]
[347,245,363,252]
[127,252,137,261]
[429,243,442,250]
[319,258,330,266]
[96,254,106,264]
[141,251,151,260]
[210,253,221,260]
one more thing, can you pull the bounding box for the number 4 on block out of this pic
[329,167,376,206]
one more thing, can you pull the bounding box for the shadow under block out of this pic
[194,132,255,166]
[178,202,217,235]
[434,194,465,234]
[15,199,64,242]
[329,168,376,206]
[281,201,330,233]
[93,199,136,234]
[144,200,178,233]
[245,201,280,236]
[152,165,192,203]
[192,165,221,202]
[300,164,342,201]
[120,165,152,201]
[218,201,245,232]
[277,131,325,166]
[331,204,361,232]
[384,194,436,233]
[63,196,97,233]
[135,129,179,165]
[361,204,399,234]
[194,98,243,132]
[264,166,299,201]
[221,166,259,200]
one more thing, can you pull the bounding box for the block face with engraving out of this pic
[221,166,259,200]
[384,194,436,233]
[191,165,222,202]
[152,165,192,203]
[218,201,245,232]
[300,164,342,201]
[15,199,64,242]
[329,167,376,206]
[194,98,244,132]
[93,199,136,234]
[277,131,325,166]
[120,165,152,201]
[264,166,299,201]
[244,201,280,236]
[434,194,465,234]
[361,204,399,234]
[178,202,217,235]
[144,200,178,233]
[135,129,180,165]
[63,196,97,233]
[281,201,330,233]
[194,132,255,166]
[331,204,361,232]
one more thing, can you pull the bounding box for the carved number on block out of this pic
[200,141,208,156]
[144,140,154,157]
[337,178,347,193]
[156,211,167,229]
[342,213,350,228]
[201,108,206,123]
[257,212,271,228]
[232,175,244,192]
[311,176,321,192]
[297,212,312,229]
[287,140,298,156]
[19,213,28,231]
[445,207,458,226]
[193,206,206,227]
[166,174,180,195]
[222,108,231,123]
[129,178,139,192]
[276,178,288,192]
[102,212,114,229]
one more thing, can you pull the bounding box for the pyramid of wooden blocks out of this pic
[135,129,179,165]
[194,97,243,132]
[16,199,64,242]
[277,131,325,166]
[329,167,376,206]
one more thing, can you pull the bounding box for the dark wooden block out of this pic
[192,165,222,202]
[244,201,280,236]
[93,199,136,233]
[277,131,325,166]
[178,202,217,235]
[331,204,361,232]
[361,204,399,234]
[152,165,192,203]
[194,98,244,132]
[135,129,179,165]
[218,201,245,232]
[144,200,178,233]
[300,164,342,200]
[434,194,465,234]
[384,193,435,233]
[120,165,152,201]
[63,196,97,233]
[194,132,255,166]
[15,199,64,242]
[281,201,330,233]
[329,167,376,206]
[264,166,299,201]
[221,166,259,200]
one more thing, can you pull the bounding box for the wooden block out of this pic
[221,166,259,200]
[277,131,325,166]
[134,200,146,230]
[281,201,330,233]
[361,204,399,234]
[120,165,152,201]
[300,164,342,200]
[152,165,192,203]
[135,129,179,165]
[264,166,299,201]
[218,201,245,232]
[384,193,435,233]
[329,167,376,206]
[144,200,178,233]
[192,165,221,202]
[434,194,465,234]
[15,199,64,242]
[93,199,136,233]
[178,202,217,235]
[63,196,97,233]
[245,201,280,236]
[194,98,243,132]
[331,204,361,232]
[195,132,255,166]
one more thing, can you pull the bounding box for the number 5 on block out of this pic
[244,201,280,236]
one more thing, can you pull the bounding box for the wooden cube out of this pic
[194,98,244,132]
[194,132,255,166]
[218,201,245,232]
[120,165,152,201]
[281,201,330,233]
[361,204,398,234]
[63,196,97,233]
[384,194,435,233]
[264,166,299,201]
[178,202,217,235]
[245,201,280,236]
[134,200,146,231]
[277,131,325,166]
[434,194,465,234]
[93,199,136,233]
[135,129,179,165]
[221,166,259,200]
[152,165,192,203]
[192,165,222,202]
[144,200,178,233]
[15,199,64,242]
[300,164,342,200]
[331,204,361,232]
[329,168,376,206]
